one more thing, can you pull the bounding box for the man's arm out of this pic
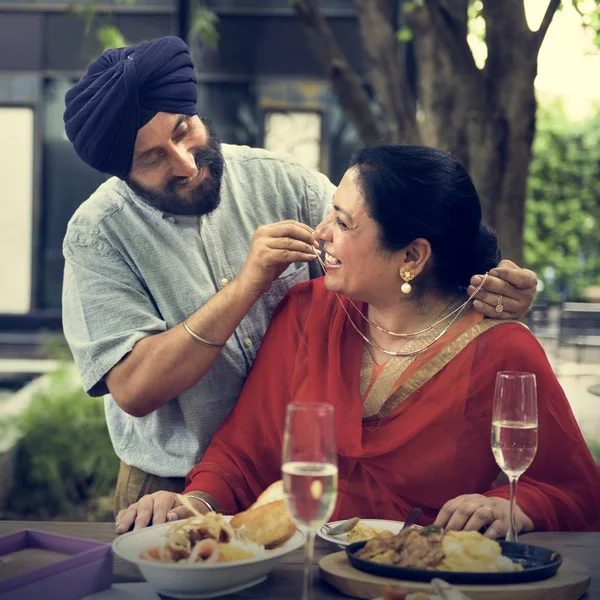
[105,277,260,416]
[115,281,305,533]
[105,220,319,417]
[468,259,538,320]
[64,220,319,418]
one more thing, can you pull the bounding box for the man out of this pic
[61,35,537,516]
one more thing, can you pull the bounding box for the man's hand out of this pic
[236,220,319,297]
[468,260,537,320]
[434,494,534,539]
[115,491,207,534]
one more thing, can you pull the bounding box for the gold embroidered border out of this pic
[360,347,374,398]
[362,348,415,417]
[370,319,528,422]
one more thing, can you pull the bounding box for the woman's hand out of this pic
[115,491,206,534]
[433,494,534,539]
[468,260,537,320]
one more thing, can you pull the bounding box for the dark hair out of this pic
[351,145,500,290]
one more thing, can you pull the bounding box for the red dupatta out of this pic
[185,279,600,531]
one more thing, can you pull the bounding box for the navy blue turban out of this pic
[63,36,198,179]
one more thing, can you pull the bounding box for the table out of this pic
[1,522,598,599]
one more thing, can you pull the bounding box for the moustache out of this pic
[167,146,222,191]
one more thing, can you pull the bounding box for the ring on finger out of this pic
[495,295,504,313]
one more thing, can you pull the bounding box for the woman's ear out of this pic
[401,238,432,278]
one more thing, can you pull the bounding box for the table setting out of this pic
[1,373,598,600]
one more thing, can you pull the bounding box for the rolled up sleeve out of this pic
[62,231,166,396]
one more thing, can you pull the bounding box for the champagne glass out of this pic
[282,403,337,600]
[491,371,538,542]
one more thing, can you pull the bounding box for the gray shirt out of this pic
[62,144,334,477]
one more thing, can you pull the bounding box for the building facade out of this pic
[0,0,373,353]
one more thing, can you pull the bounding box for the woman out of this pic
[117,146,599,537]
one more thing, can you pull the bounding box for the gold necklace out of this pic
[343,296,464,357]
[314,252,488,357]
[346,294,475,337]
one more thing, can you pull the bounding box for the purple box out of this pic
[0,530,112,600]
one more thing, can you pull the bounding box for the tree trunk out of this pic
[292,0,561,265]
[467,108,533,265]
[471,76,537,264]
[354,0,420,144]
[470,0,541,263]
[408,2,470,165]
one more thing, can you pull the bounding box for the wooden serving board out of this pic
[319,551,591,600]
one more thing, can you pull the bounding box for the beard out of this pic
[126,117,225,217]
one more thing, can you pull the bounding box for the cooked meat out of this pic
[357,531,403,560]
[169,547,190,561]
[163,513,234,562]
[396,528,444,569]
[188,526,231,545]
[356,526,445,570]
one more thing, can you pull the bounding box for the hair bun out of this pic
[456,222,500,287]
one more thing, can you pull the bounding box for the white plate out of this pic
[317,518,405,548]
[112,517,304,599]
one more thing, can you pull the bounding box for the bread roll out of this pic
[250,480,284,509]
[230,480,296,549]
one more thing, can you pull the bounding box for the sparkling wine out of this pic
[492,420,538,477]
[282,461,338,530]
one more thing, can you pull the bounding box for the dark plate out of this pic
[346,540,563,585]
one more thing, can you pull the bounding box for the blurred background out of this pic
[0,0,599,521]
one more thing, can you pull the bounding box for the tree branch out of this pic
[292,0,385,146]
[353,0,420,144]
[422,0,482,88]
[535,0,561,52]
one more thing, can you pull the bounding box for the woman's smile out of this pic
[324,250,342,269]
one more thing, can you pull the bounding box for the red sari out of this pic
[185,279,600,531]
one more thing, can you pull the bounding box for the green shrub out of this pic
[525,105,600,302]
[2,364,118,520]
[587,438,600,466]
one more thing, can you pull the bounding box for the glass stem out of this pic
[302,530,316,600]
[506,475,519,542]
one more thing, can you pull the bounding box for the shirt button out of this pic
[221,278,229,287]
[244,338,253,348]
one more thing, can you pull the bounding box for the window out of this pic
[0,107,34,314]
[263,110,322,172]
[197,82,258,147]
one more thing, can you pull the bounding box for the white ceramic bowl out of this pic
[112,518,305,599]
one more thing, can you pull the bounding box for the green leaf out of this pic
[1,364,119,520]
[525,103,600,301]
[570,0,600,49]
[97,25,128,52]
[190,5,220,49]
[397,26,413,42]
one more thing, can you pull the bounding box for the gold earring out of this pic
[400,267,415,294]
